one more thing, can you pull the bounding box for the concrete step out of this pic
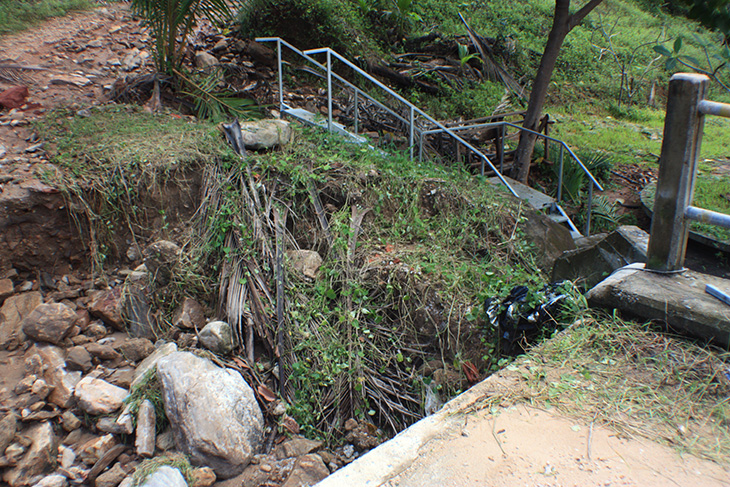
[282,108,368,144]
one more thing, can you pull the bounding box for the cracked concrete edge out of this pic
[314,375,503,487]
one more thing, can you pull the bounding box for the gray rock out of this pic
[143,241,181,286]
[131,342,177,389]
[115,338,154,362]
[286,250,323,279]
[58,445,75,469]
[135,399,156,458]
[21,302,78,345]
[172,297,206,330]
[32,474,68,487]
[66,346,93,372]
[155,429,175,451]
[0,412,18,453]
[138,466,187,487]
[31,378,51,399]
[281,454,330,487]
[195,51,220,68]
[198,321,234,355]
[3,422,57,487]
[34,344,82,409]
[74,377,128,415]
[0,291,43,349]
[238,120,293,150]
[157,351,264,478]
[189,466,216,487]
[115,405,134,434]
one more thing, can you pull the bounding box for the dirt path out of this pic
[0,2,149,174]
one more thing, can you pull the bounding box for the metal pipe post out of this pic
[499,124,505,173]
[646,73,709,272]
[409,107,415,160]
[557,145,564,203]
[585,183,593,236]
[277,39,283,111]
[326,50,333,133]
[353,89,359,135]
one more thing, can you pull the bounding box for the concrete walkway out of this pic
[316,368,729,487]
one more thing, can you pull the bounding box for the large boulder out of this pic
[238,120,292,150]
[21,302,78,345]
[156,352,264,478]
[3,422,57,487]
[0,291,43,349]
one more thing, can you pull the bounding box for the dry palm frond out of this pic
[0,62,47,84]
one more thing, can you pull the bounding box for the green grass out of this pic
[0,0,94,35]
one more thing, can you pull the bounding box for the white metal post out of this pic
[326,50,333,133]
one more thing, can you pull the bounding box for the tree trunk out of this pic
[512,0,604,183]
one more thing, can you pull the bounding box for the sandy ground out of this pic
[384,405,730,487]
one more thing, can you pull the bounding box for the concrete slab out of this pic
[488,176,554,210]
[587,263,730,347]
[315,352,729,487]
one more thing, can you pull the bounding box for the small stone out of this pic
[0,86,29,110]
[0,278,13,304]
[135,400,155,458]
[114,338,154,362]
[281,454,329,487]
[287,250,323,279]
[84,342,121,361]
[143,241,180,286]
[0,412,19,453]
[31,378,51,399]
[61,411,82,432]
[138,465,187,487]
[74,377,128,415]
[95,462,127,487]
[155,429,174,451]
[32,473,68,487]
[198,321,234,355]
[115,405,134,435]
[78,434,117,465]
[49,75,91,87]
[66,346,93,372]
[275,438,323,460]
[259,464,272,473]
[195,51,219,68]
[171,297,205,330]
[85,321,108,339]
[15,375,36,395]
[59,445,75,469]
[88,289,125,331]
[189,466,216,487]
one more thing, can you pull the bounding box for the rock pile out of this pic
[0,239,380,487]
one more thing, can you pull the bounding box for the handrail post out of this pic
[277,38,283,111]
[354,89,359,135]
[646,73,709,272]
[557,145,564,203]
[585,183,593,236]
[498,124,505,173]
[409,106,415,160]
[326,50,333,133]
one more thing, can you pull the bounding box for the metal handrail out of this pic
[421,120,604,235]
[256,38,411,131]
[256,38,518,198]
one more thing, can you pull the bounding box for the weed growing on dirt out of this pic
[131,452,194,486]
[124,368,168,434]
[203,126,574,442]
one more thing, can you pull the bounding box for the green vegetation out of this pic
[0,0,92,35]
[131,453,195,486]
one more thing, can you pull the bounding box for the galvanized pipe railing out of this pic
[646,73,730,272]
[256,37,411,132]
[420,120,604,235]
[256,38,518,198]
